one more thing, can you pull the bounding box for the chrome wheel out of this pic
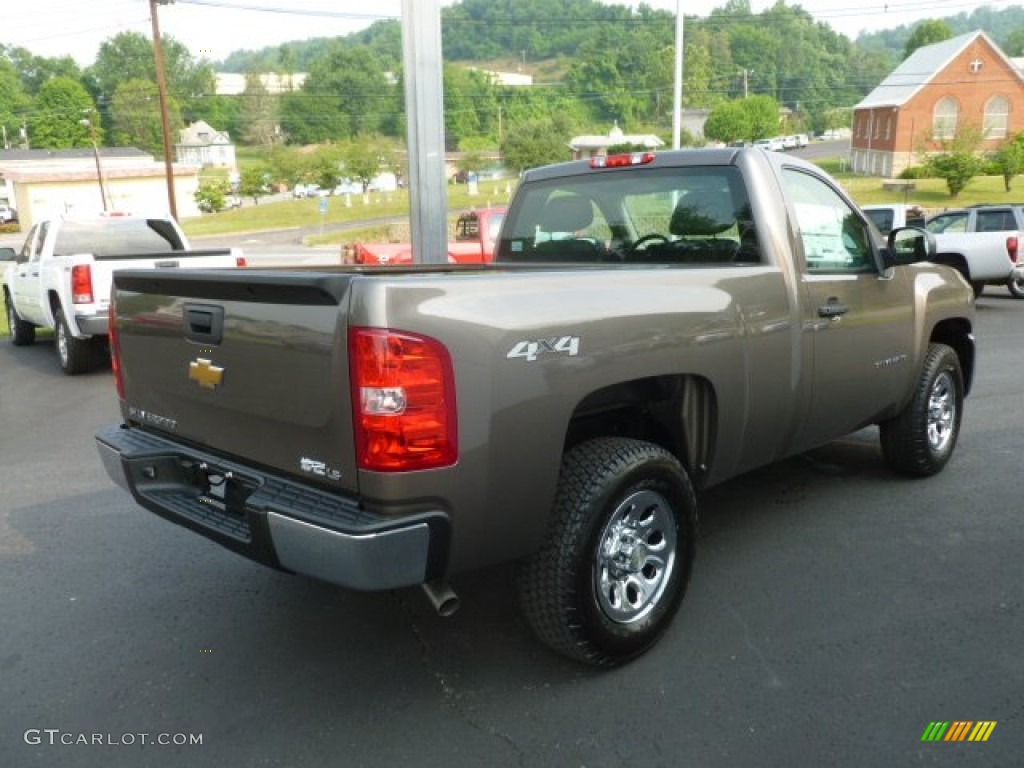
[56,317,69,366]
[927,370,956,454]
[594,489,677,625]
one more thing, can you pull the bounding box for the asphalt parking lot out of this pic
[1,286,1021,767]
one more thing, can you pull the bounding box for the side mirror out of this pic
[882,227,935,268]
[0,246,17,262]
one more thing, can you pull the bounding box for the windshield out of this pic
[54,218,186,259]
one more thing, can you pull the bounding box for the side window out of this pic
[18,225,40,263]
[976,210,1013,232]
[925,213,967,234]
[29,222,49,263]
[782,168,874,273]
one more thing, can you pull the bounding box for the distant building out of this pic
[214,72,307,96]
[678,109,711,140]
[176,120,236,168]
[0,148,201,228]
[851,30,1024,177]
[568,123,665,160]
[469,68,534,87]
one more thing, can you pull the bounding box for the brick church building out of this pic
[850,30,1024,177]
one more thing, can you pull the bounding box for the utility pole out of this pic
[150,0,178,219]
[80,111,110,211]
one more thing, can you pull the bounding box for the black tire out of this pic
[969,281,985,299]
[516,437,696,666]
[5,291,36,346]
[1007,275,1024,300]
[54,307,94,375]
[880,343,963,476]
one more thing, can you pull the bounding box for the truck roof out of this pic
[520,147,820,183]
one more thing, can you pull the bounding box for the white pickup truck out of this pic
[2,213,246,374]
[863,204,1024,298]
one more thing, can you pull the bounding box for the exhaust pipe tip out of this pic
[421,580,460,617]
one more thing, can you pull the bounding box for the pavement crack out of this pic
[392,590,527,766]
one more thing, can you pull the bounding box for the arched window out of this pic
[984,95,1010,139]
[932,97,959,140]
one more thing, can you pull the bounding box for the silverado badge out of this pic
[189,358,224,390]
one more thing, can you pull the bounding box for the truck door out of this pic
[10,223,47,325]
[781,168,914,450]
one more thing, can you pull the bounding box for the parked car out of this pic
[96,148,973,666]
[0,204,17,223]
[2,214,247,374]
[924,205,1024,298]
[862,203,927,236]
[754,137,784,152]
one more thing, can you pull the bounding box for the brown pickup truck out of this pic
[350,206,505,265]
[95,148,975,666]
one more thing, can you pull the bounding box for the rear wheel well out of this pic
[564,375,716,487]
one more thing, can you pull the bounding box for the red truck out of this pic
[350,207,505,265]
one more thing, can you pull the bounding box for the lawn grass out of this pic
[179,181,517,241]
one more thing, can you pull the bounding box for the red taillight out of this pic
[1007,235,1018,263]
[109,291,125,400]
[235,255,247,267]
[590,152,656,169]
[71,265,94,304]
[349,327,457,472]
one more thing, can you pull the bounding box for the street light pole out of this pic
[150,0,178,219]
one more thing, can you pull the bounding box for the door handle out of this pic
[818,298,849,319]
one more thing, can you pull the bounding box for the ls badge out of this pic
[189,358,224,390]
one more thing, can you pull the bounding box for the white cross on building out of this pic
[970,58,984,73]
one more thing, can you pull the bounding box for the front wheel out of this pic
[516,438,696,666]
[880,343,964,476]
[1007,275,1024,299]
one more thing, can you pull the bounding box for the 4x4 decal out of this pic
[506,335,581,362]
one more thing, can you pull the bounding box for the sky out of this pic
[1,0,1016,68]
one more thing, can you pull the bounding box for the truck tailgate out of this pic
[112,269,359,494]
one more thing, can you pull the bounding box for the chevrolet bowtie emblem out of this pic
[189,358,224,390]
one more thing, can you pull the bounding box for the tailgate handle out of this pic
[184,304,224,345]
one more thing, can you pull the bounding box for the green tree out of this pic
[195,179,230,213]
[340,137,398,190]
[993,136,1024,192]
[239,165,270,204]
[1003,28,1024,56]
[903,20,953,60]
[926,126,984,198]
[703,96,780,144]
[110,78,178,154]
[28,77,97,149]
[89,32,214,123]
[280,43,390,144]
[0,58,31,144]
[703,101,749,144]
[501,116,574,173]
[745,95,781,141]
[239,72,281,147]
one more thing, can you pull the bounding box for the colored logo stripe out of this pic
[968,722,997,742]
[921,721,996,742]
